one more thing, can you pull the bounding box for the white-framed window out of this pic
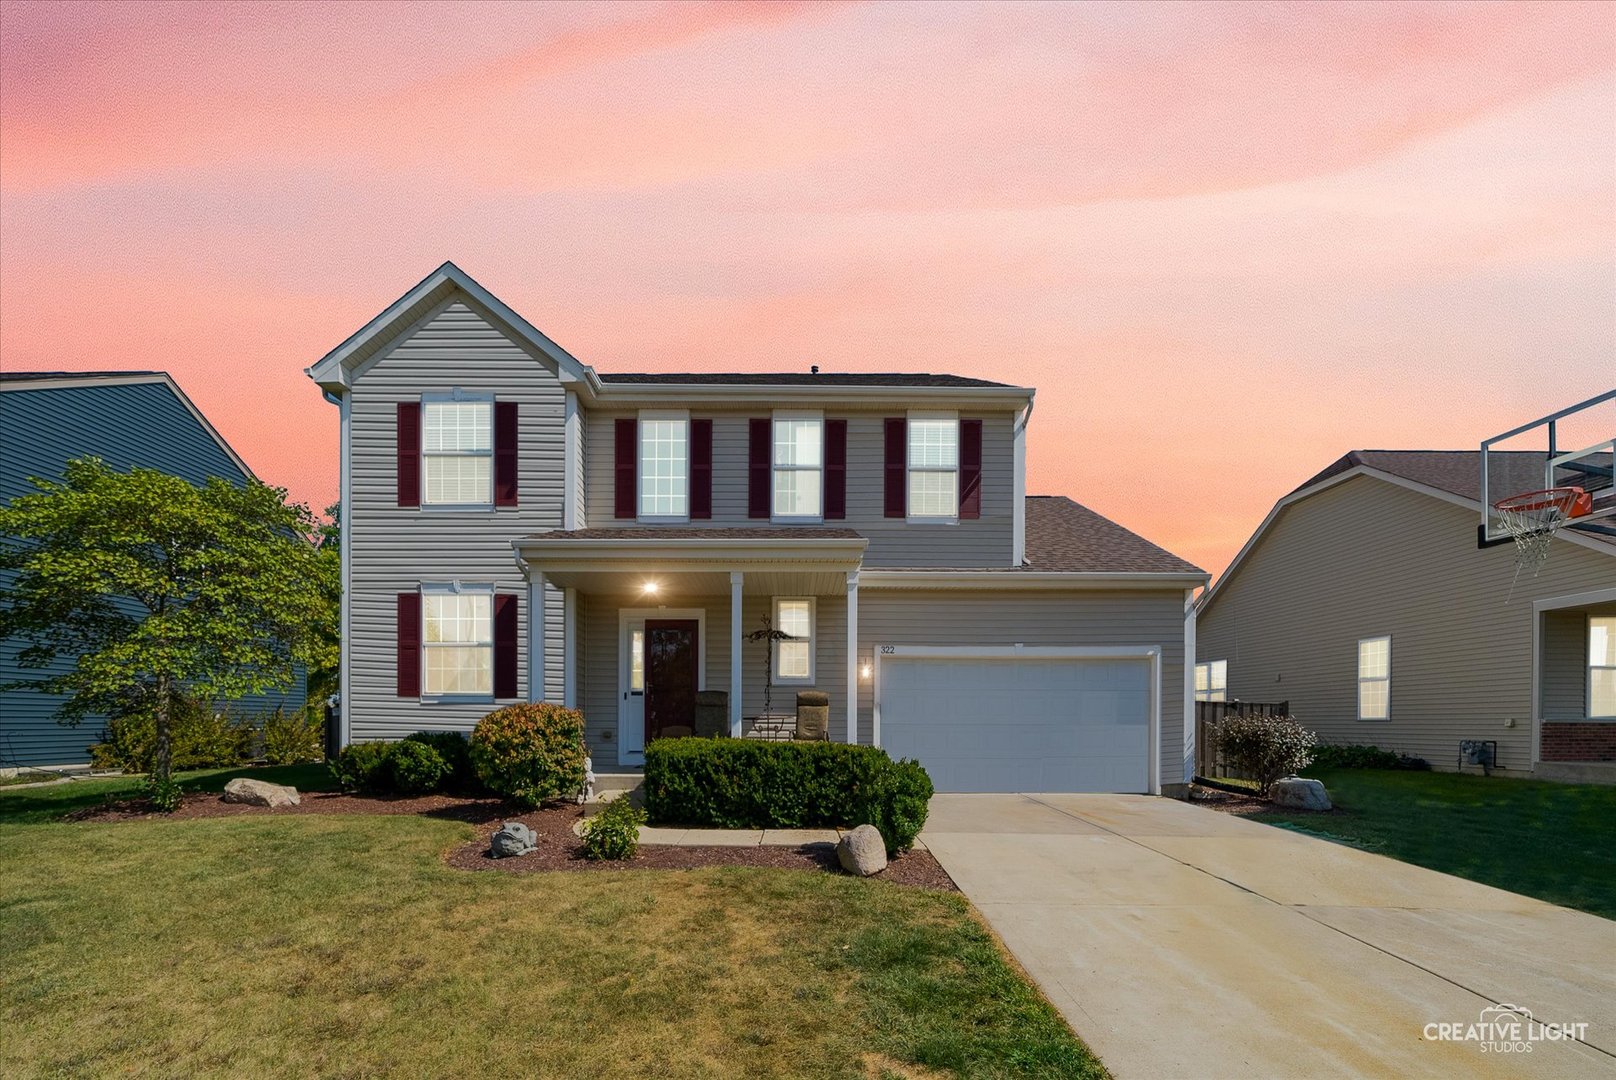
[630,628,645,694]
[773,597,815,684]
[1195,660,1227,702]
[1590,616,1616,718]
[907,411,959,520]
[421,584,493,697]
[638,410,688,520]
[773,412,823,520]
[1357,635,1390,721]
[422,392,492,507]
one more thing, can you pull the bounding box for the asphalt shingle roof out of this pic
[597,372,1017,388]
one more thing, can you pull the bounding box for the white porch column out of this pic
[562,587,578,709]
[528,572,545,702]
[730,572,744,737]
[846,570,859,745]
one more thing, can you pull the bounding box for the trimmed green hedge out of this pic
[643,738,933,854]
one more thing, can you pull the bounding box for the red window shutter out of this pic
[614,418,637,519]
[397,403,421,507]
[690,418,713,519]
[494,401,518,507]
[748,418,770,519]
[397,592,421,697]
[883,418,907,518]
[825,418,847,520]
[494,593,518,699]
[960,418,983,520]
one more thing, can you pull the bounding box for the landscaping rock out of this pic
[837,823,888,877]
[1269,776,1332,811]
[221,777,300,808]
[490,821,536,858]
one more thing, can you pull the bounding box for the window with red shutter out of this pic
[397,403,421,507]
[493,594,518,698]
[825,418,847,519]
[614,418,636,519]
[960,418,983,519]
[883,418,907,518]
[397,592,421,697]
[494,402,518,507]
[690,418,713,519]
[748,418,770,519]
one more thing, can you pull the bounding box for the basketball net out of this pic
[1493,487,1589,600]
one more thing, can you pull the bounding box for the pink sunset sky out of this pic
[1,0,1612,577]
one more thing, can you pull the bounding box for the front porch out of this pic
[514,528,868,768]
[1535,586,1616,778]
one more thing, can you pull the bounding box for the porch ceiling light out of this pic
[641,581,659,596]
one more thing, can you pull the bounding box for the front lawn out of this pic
[1255,767,1616,919]
[1,770,1103,1079]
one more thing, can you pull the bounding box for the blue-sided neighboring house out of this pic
[0,370,308,768]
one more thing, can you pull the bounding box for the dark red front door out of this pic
[645,620,699,743]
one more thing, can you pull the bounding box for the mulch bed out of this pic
[64,789,957,890]
[1189,783,1342,817]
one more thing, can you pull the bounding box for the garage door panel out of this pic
[880,656,1151,793]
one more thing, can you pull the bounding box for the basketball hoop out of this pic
[1492,486,1591,581]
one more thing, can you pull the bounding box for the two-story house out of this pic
[307,263,1206,794]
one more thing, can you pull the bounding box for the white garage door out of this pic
[878,654,1153,793]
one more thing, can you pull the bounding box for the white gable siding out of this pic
[347,297,565,740]
[1197,475,1616,772]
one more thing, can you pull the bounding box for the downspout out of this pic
[1012,394,1035,566]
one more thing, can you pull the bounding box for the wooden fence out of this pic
[1194,700,1290,781]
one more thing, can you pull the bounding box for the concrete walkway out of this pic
[922,793,1616,1080]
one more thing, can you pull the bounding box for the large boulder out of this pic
[837,823,888,877]
[490,821,536,858]
[221,777,300,808]
[1269,776,1332,811]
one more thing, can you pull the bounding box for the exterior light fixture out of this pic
[642,581,659,596]
[860,662,872,680]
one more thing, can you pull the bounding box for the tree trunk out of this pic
[153,672,173,784]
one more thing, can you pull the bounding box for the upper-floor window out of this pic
[1591,616,1616,718]
[422,585,492,697]
[639,411,688,519]
[1358,635,1390,721]
[422,396,492,506]
[774,597,815,683]
[1195,660,1227,702]
[773,413,823,519]
[908,412,959,519]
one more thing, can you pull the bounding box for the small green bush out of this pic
[1217,713,1318,796]
[1310,742,1430,771]
[330,741,393,792]
[89,693,254,772]
[384,740,450,794]
[469,703,588,808]
[143,773,183,813]
[580,796,646,860]
[404,730,480,793]
[262,707,325,765]
[644,738,932,854]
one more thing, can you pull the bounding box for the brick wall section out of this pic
[1540,722,1616,763]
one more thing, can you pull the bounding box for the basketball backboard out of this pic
[1480,388,1616,547]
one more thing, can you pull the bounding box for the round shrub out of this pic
[385,739,451,794]
[1217,713,1318,797]
[469,703,588,807]
[330,740,392,792]
[404,730,480,793]
[876,757,934,854]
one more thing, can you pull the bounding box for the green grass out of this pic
[0,763,338,825]
[0,773,1102,1079]
[1252,767,1616,919]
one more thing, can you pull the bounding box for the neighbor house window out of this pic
[908,413,959,519]
[639,411,688,519]
[773,413,823,519]
[774,598,814,683]
[422,586,492,696]
[422,396,492,506]
[1358,636,1390,721]
[1591,617,1616,718]
[1195,660,1227,702]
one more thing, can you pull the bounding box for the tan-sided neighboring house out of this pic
[1196,451,1616,781]
[306,263,1207,794]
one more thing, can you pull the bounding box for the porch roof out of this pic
[512,527,867,593]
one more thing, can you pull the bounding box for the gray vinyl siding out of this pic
[1541,611,1587,720]
[0,380,305,767]
[1196,474,1616,773]
[856,589,1189,791]
[346,296,565,741]
[581,410,1016,567]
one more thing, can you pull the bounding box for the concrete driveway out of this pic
[922,794,1616,1080]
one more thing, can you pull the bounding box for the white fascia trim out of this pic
[1532,586,1616,612]
[1198,464,1616,618]
[858,570,1209,590]
[337,389,352,747]
[592,383,1035,407]
[563,391,580,530]
[305,261,601,396]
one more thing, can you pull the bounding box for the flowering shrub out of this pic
[1217,713,1318,797]
[469,703,588,807]
[580,796,645,860]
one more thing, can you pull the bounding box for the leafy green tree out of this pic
[304,501,341,703]
[0,458,334,794]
